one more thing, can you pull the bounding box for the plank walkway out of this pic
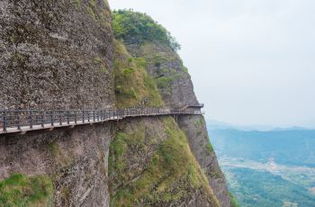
[0,106,203,135]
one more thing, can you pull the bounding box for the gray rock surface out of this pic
[0,0,114,110]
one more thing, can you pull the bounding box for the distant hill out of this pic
[207,119,315,132]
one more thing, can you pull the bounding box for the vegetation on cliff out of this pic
[109,117,219,206]
[229,192,241,207]
[0,174,53,206]
[111,9,231,206]
[112,10,192,104]
[112,9,180,51]
[114,40,164,108]
[138,42,189,97]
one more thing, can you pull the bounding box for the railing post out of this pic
[41,111,45,128]
[51,111,54,126]
[82,111,85,123]
[67,111,70,125]
[17,111,21,130]
[2,111,7,132]
[29,111,33,129]
[74,111,77,124]
[59,112,62,125]
[88,111,90,123]
[93,111,95,122]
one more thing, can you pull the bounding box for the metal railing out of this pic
[0,106,202,134]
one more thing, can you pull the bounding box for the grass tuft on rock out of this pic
[0,174,54,207]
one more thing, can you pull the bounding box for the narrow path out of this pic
[0,106,203,135]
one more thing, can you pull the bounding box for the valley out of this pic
[208,126,315,207]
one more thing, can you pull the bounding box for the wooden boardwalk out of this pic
[0,106,203,135]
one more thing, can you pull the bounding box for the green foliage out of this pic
[112,9,181,51]
[229,192,241,207]
[155,76,173,89]
[182,66,189,73]
[73,0,81,8]
[134,42,187,96]
[109,132,129,174]
[206,143,214,153]
[114,40,164,108]
[194,118,204,127]
[94,57,103,64]
[0,174,54,207]
[151,54,175,67]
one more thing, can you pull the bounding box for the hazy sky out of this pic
[110,0,315,128]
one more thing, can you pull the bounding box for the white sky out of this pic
[109,0,315,128]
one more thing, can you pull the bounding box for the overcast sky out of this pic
[110,0,315,128]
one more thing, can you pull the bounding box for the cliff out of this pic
[0,2,232,207]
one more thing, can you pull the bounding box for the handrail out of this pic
[0,106,203,135]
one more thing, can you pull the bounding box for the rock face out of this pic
[0,125,113,206]
[128,42,199,108]
[0,0,114,206]
[0,0,114,110]
[0,2,232,207]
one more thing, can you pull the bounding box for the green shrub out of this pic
[112,9,180,51]
[206,143,214,153]
[156,76,173,89]
[229,192,241,207]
